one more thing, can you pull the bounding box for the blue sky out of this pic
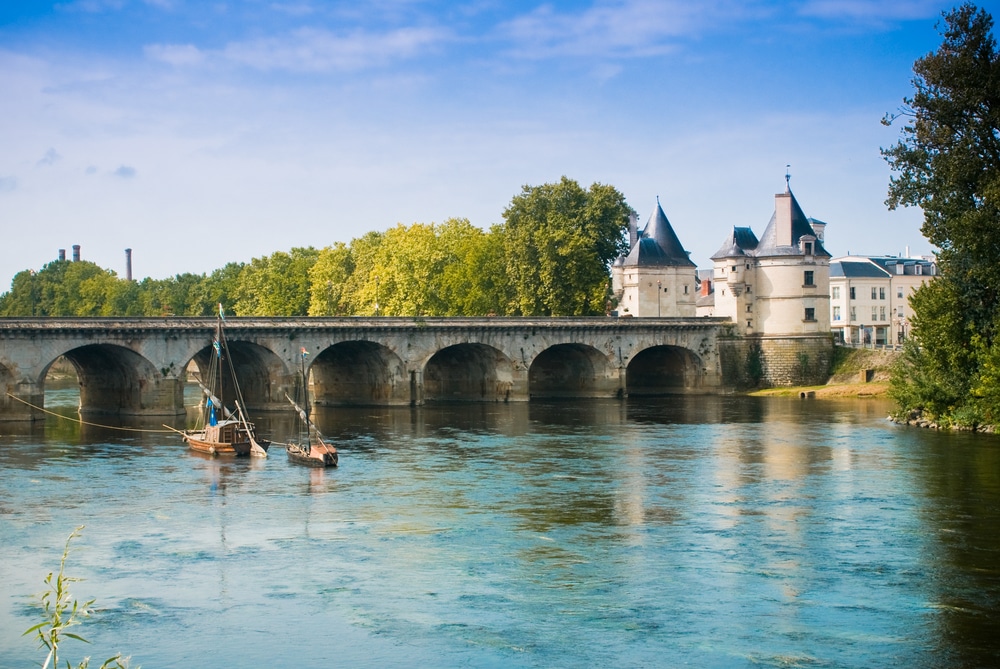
[0,0,987,291]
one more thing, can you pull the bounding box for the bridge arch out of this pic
[52,344,175,416]
[310,341,408,406]
[190,340,287,412]
[424,343,514,402]
[626,345,704,395]
[528,343,619,399]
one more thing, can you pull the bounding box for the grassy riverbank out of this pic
[749,346,897,400]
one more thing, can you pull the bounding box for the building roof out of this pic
[754,188,831,258]
[711,226,759,260]
[830,260,890,278]
[622,199,696,267]
[866,256,937,276]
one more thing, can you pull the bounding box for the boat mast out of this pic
[300,347,311,440]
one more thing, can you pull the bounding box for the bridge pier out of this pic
[2,382,45,422]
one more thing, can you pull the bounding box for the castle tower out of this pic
[612,198,697,317]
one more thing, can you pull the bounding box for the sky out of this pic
[0,0,991,292]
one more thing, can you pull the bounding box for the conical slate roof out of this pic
[754,188,831,258]
[710,226,759,260]
[622,199,695,267]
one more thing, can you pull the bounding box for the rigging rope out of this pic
[4,392,178,434]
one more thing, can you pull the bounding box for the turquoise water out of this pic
[2,394,999,668]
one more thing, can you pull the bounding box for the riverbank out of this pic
[749,346,895,400]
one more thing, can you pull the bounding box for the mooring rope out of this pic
[5,392,178,434]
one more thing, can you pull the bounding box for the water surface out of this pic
[2,393,999,668]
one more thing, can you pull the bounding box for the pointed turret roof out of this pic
[754,187,831,258]
[622,198,695,267]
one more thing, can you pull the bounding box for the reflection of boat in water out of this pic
[285,348,337,468]
[179,306,269,457]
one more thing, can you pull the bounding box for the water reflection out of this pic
[2,391,1000,668]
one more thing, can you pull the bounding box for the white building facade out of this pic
[829,255,937,345]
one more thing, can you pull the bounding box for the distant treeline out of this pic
[0,178,633,318]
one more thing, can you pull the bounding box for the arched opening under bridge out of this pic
[626,345,704,396]
[424,344,514,402]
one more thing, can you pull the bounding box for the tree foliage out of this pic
[500,177,632,316]
[0,179,633,319]
[884,3,1000,426]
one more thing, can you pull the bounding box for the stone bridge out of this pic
[0,317,742,421]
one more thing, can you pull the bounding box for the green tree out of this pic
[233,247,319,316]
[883,3,1000,425]
[308,242,355,316]
[500,177,632,316]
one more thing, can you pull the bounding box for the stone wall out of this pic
[719,334,834,388]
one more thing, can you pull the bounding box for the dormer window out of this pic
[800,235,816,256]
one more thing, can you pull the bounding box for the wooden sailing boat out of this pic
[285,348,338,468]
[180,305,269,457]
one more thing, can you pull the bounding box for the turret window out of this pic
[804,308,816,322]
[804,271,814,286]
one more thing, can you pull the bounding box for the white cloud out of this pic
[56,0,127,13]
[499,0,751,59]
[798,0,942,22]
[36,148,61,167]
[113,165,137,178]
[145,43,205,66]
[221,26,450,72]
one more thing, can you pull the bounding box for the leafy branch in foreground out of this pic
[23,526,135,669]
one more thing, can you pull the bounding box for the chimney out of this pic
[700,276,712,297]
[58,249,65,261]
[125,248,133,281]
[72,245,81,262]
[628,212,638,249]
[775,192,793,247]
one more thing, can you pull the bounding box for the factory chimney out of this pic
[125,248,133,281]
[72,245,81,262]
[58,249,66,261]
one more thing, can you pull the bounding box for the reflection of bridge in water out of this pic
[0,317,738,421]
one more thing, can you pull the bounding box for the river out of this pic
[1,389,999,668]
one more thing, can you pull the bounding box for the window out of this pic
[832,286,840,299]
[850,286,856,300]
[746,285,752,293]
[872,307,878,321]
[683,285,688,294]
[850,307,856,321]
[916,265,923,275]
[898,307,904,317]
[880,306,886,321]
[804,270,814,286]
[879,287,886,300]
[833,306,841,321]
[871,287,878,299]
[898,287,903,298]
[746,304,753,313]
[804,307,816,321]
[804,241,814,255]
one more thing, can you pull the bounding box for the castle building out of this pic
[611,198,697,317]
[710,182,831,336]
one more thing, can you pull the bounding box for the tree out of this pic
[883,3,1000,425]
[232,247,319,316]
[500,177,632,316]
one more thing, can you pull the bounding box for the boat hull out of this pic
[183,423,271,457]
[286,442,338,468]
